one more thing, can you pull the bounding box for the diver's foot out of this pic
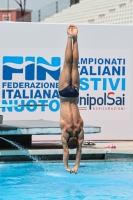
[72,25,78,37]
[67,25,73,38]
[67,25,78,38]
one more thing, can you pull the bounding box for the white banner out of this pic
[0,22,133,139]
[0,48,130,122]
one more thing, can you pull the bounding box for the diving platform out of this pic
[0,120,101,149]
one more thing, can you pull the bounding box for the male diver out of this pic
[59,25,84,173]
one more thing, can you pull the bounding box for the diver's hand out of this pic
[70,165,78,173]
[65,167,72,172]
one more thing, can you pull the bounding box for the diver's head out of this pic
[67,137,78,149]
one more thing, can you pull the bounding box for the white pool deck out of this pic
[0,141,133,161]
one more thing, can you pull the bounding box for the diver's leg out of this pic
[59,25,73,91]
[71,26,79,89]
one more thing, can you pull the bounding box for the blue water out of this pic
[0,162,133,200]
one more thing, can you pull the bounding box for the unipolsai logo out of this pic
[2,56,61,80]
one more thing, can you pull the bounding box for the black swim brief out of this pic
[59,85,79,98]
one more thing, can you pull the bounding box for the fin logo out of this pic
[2,56,61,80]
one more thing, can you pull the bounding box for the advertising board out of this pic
[0,23,132,140]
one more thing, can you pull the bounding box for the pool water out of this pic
[0,162,133,200]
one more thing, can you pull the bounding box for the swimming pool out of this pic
[0,162,133,200]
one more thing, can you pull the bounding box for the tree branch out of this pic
[14,0,26,20]
[24,0,26,13]
[14,0,21,7]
